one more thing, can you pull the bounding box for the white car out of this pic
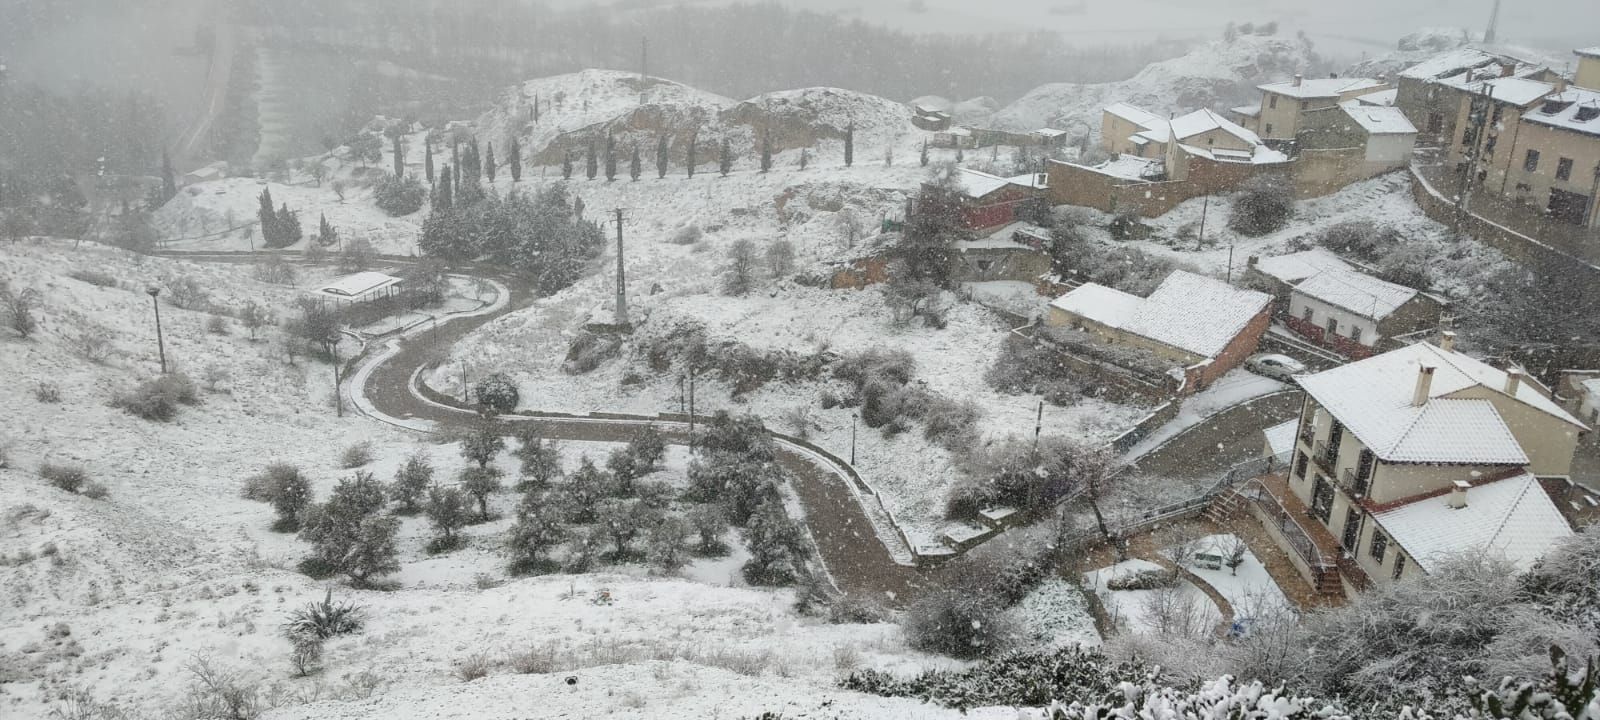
[1246,353,1308,381]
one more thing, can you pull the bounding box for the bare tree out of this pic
[722,239,759,296]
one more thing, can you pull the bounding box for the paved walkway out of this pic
[1132,392,1304,480]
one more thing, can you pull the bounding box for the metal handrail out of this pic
[1241,478,1334,572]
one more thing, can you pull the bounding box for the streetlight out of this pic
[145,287,167,374]
[850,413,857,465]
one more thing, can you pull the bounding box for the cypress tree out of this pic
[392,134,404,178]
[686,133,697,178]
[466,138,482,180]
[485,141,497,183]
[160,150,176,204]
[761,131,772,173]
[800,147,809,170]
[630,143,641,181]
[844,122,855,167]
[425,138,435,184]
[257,188,277,244]
[533,96,540,122]
[436,166,454,211]
[719,139,733,177]
[656,135,668,179]
[604,134,617,182]
[277,203,302,245]
[920,139,929,167]
[562,151,574,180]
[586,142,598,180]
[509,137,522,182]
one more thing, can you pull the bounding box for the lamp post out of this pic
[145,287,167,374]
[850,413,857,465]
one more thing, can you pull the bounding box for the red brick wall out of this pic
[1192,305,1273,389]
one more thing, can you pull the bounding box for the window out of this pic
[1392,553,1406,580]
[1300,100,1309,110]
[1557,157,1574,181]
[1311,476,1334,523]
[1525,149,1541,172]
[1427,113,1443,134]
[1370,530,1388,562]
[1294,452,1309,479]
[1269,95,1278,109]
[1350,326,1363,343]
[1264,123,1274,136]
[1326,316,1338,336]
[1302,306,1314,322]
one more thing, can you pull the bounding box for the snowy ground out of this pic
[1009,578,1102,649]
[1179,534,1292,622]
[1083,559,1223,638]
[0,240,975,720]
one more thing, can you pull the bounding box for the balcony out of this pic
[1240,475,1373,597]
[1312,442,1337,474]
[1339,468,1370,499]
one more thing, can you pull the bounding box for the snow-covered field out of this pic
[1084,559,1223,638]
[1182,534,1292,621]
[0,240,981,720]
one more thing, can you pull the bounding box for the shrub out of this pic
[33,382,61,403]
[563,331,623,374]
[113,373,200,422]
[289,635,323,677]
[374,174,427,216]
[842,647,1149,711]
[78,481,110,500]
[741,498,810,586]
[39,463,89,494]
[459,466,504,521]
[71,321,114,364]
[339,441,374,469]
[1,278,41,338]
[455,653,493,683]
[206,315,229,335]
[667,223,703,245]
[687,503,731,557]
[298,472,398,585]
[474,372,520,413]
[922,396,981,452]
[282,588,366,640]
[646,515,692,573]
[514,431,562,491]
[1106,567,1177,591]
[166,276,211,311]
[425,485,470,554]
[902,589,1017,659]
[388,452,433,514]
[1227,175,1294,237]
[69,269,119,288]
[506,496,567,575]
[251,464,313,532]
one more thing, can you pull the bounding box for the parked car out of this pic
[1246,353,1308,381]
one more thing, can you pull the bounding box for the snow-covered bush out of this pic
[33,381,61,403]
[373,174,426,216]
[282,588,365,640]
[425,485,470,554]
[1227,175,1294,237]
[563,330,623,374]
[1523,524,1600,637]
[112,372,200,422]
[843,646,1143,708]
[165,275,211,311]
[506,497,568,575]
[339,441,374,469]
[387,452,433,515]
[741,496,809,586]
[242,463,313,532]
[902,588,1016,659]
[1,277,41,338]
[298,472,399,586]
[473,372,520,413]
[667,222,703,245]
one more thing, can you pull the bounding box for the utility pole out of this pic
[146,287,167,374]
[688,366,697,453]
[1456,84,1495,232]
[331,335,343,418]
[1483,0,1502,44]
[614,208,629,326]
[1031,401,1043,461]
[460,361,469,404]
[1226,243,1236,284]
[1195,194,1209,251]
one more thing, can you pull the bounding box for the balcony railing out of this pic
[1340,468,1370,499]
[1241,479,1335,575]
[1313,442,1337,473]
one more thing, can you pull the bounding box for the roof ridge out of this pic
[1479,475,1535,561]
[1425,344,1589,430]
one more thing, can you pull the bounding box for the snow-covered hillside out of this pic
[984,34,1321,138]
[0,240,982,719]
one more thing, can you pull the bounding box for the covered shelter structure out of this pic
[312,271,403,308]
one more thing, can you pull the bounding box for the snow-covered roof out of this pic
[1470,76,1558,107]
[954,168,1014,199]
[1264,420,1299,457]
[1049,283,1145,329]
[1582,377,1600,401]
[1399,48,1504,81]
[1168,108,1261,145]
[1007,172,1049,190]
[1340,104,1418,135]
[1356,89,1399,106]
[1576,47,1600,59]
[1251,248,1354,285]
[910,95,954,114]
[1293,268,1420,320]
[1130,271,1271,358]
[1033,128,1069,138]
[1231,104,1261,118]
[1179,144,1289,165]
[1258,77,1386,99]
[1373,472,1573,573]
[317,271,402,299]
[1093,155,1166,181]
[1104,102,1164,131]
[1521,88,1600,138]
[1297,343,1587,464]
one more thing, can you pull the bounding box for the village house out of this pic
[942,168,1047,232]
[1394,47,1560,146]
[1439,47,1600,227]
[950,222,1052,285]
[1044,270,1272,390]
[1258,335,1585,597]
[1242,248,1358,303]
[1232,75,1391,143]
[1283,268,1442,359]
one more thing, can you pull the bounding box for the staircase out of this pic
[1313,567,1345,597]
[1203,489,1247,523]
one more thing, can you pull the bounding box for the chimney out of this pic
[1501,63,1515,78]
[1293,74,1304,87]
[1413,365,1437,407]
[1505,368,1524,395]
[1447,480,1471,509]
[1556,76,1570,94]
[1329,71,1339,79]
[1439,331,1457,352]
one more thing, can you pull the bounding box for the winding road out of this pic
[340,264,935,603]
